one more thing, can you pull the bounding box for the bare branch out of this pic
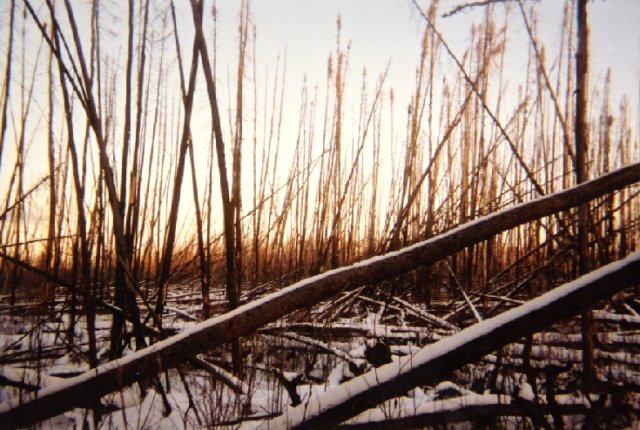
[442,0,511,18]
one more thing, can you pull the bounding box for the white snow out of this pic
[247,251,640,429]
[517,381,535,402]
[345,393,514,426]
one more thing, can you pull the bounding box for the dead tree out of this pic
[0,163,638,428]
[190,0,242,374]
[574,0,595,394]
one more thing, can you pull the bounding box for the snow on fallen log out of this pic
[339,394,589,429]
[190,355,248,395]
[250,251,640,430]
[593,309,640,326]
[531,331,640,348]
[390,296,459,331]
[164,306,199,322]
[499,343,640,367]
[0,164,638,428]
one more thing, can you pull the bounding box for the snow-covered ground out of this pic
[1,272,640,429]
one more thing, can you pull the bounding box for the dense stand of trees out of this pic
[0,0,638,428]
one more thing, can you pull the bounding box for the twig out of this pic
[190,355,248,395]
[446,261,482,322]
[442,0,511,18]
[276,332,358,366]
[0,172,53,221]
[390,296,459,331]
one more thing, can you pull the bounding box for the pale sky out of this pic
[181,0,640,178]
[212,0,640,114]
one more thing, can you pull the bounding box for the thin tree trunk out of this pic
[190,0,241,373]
[574,0,594,395]
[188,143,211,319]
[0,0,15,175]
[229,0,249,368]
[120,0,135,235]
[233,0,249,297]
[125,0,151,278]
[44,19,57,306]
[154,0,200,322]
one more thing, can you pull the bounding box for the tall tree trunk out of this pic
[574,0,593,395]
[0,0,15,174]
[50,1,98,371]
[232,0,249,313]
[126,0,151,279]
[229,0,250,367]
[154,3,200,323]
[45,24,57,306]
[190,0,241,373]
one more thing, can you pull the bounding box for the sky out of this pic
[1,0,639,244]
[202,0,640,195]
[183,0,640,185]
[214,0,640,115]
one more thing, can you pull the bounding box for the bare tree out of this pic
[190,0,242,373]
[155,0,201,323]
[50,0,98,371]
[1,163,637,428]
[574,0,594,394]
[0,0,15,174]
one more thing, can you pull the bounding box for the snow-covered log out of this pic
[339,394,589,429]
[390,296,459,331]
[260,321,443,342]
[499,342,640,367]
[252,252,639,429]
[0,163,638,428]
[593,309,640,326]
[190,355,248,395]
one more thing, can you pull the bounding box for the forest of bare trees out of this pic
[0,0,639,428]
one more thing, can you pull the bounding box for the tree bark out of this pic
[154,9,200,321]
[190,0,241,372]
[338,396,588,429]
[574,0,594,394]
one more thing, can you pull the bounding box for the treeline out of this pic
[0,0,638,363]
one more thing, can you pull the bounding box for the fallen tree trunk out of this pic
[0,163,638,428]
[255,251,640,429]
[338,394,589,429]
